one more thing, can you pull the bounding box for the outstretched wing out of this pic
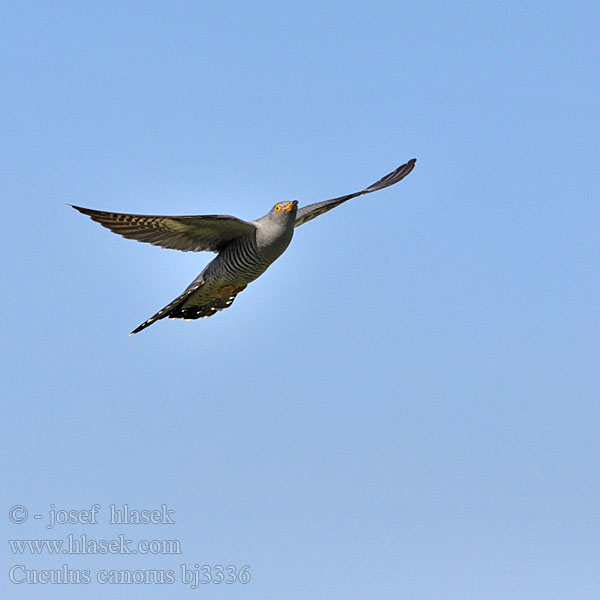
[294,158,416,228]
[71,206,257,252]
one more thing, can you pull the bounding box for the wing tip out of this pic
[70,204,96,217]
[402,157,417,171]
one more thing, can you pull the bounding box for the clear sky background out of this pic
[2,2,599,599]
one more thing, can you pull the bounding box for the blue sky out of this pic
[2,2,599,599]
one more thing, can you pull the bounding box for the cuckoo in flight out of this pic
[72,158,416,335]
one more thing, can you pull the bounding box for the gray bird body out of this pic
[72,158,416,335]
[144,203,298,332]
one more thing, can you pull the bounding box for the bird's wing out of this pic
[71,206,257,252]
[294,158,416,228]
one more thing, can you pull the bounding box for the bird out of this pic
[72,158,416,335]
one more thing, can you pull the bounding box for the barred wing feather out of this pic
[70,206,256,253]
[295,158,416,227]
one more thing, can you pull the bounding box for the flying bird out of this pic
[72,158,416,335]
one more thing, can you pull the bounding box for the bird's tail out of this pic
[129,278,245,335]
[129,288,198,336]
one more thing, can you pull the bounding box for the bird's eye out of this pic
[275,204,281,212]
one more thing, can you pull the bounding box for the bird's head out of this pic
[269,200,298,219]
[256,200,298,256]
